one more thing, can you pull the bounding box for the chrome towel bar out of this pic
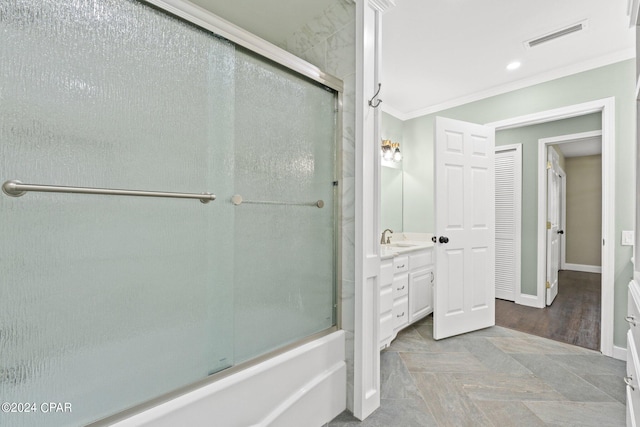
[2,180,216,204]
[230,194,323,208]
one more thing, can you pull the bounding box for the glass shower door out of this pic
[0,1,235,425]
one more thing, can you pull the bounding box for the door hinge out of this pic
[546,161,552,170]
[546,221,551,230]
[546,281,551,289]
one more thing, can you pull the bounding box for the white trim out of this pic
[354,0,382,419]
[380,103,407,121]
[143,0,343,92]
[564,263,603,274]
[495,143,522,303]
[559,166,567,270]
[389,50,633,121]
[613,345,628,361]
[515,293,543,308]
[536,130,603,144]
[486,97,615,358]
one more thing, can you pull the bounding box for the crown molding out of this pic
[395,48,634,121]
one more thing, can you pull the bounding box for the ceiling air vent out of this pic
[526,21,588,48]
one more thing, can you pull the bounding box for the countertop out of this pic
[379,232,434,259]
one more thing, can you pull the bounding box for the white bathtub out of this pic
[110,331,346,427]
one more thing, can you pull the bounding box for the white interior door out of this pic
[546,147,561,305]
[434,117,495,340]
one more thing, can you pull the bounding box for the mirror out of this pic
[381,164,403,232]
[381,112,405,233]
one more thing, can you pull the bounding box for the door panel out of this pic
[434,117,495,340]
[546,147,561,305]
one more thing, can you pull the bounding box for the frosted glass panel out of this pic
[233,50,336,362]
[0,0,336,426]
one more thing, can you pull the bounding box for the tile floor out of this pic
[328,315,626,426]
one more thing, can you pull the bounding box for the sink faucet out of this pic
[380,229,393,245]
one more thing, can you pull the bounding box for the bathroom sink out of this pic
[387,242,419,248]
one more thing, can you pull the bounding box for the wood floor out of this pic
[495,270,601,351]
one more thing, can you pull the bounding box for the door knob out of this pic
[439,236,449,244]
[557,230,564,235]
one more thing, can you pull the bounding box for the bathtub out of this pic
[108,331,346,427]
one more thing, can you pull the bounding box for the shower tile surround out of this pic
[281,0,358,411]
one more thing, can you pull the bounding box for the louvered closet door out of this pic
[495,145,522,301]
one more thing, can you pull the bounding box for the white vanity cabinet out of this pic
[627,280,640,427]
[408,250,434,323]
[380,247,434,349]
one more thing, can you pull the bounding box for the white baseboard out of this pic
[563,263,602,274]
[515,293,544,308]
[613,345,627,361]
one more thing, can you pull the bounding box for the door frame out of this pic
[541,131,602,274]
[487,97,614,357]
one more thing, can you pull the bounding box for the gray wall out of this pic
[495,114,602,295]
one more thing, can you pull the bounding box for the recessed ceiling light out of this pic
[506,61,521,71]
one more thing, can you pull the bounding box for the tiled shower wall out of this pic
[280,0,357,411]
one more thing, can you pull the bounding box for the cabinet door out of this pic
[409,267,434,322]
[379,260,394,347]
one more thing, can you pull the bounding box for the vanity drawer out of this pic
[393,274,409,298]
[409,249,433,270]
[393,255,409,273]
[393,296,409,330]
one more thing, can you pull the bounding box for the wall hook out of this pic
[368,83,383,108]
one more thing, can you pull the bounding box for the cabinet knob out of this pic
[626,315,637,327]
[397,285,405,291]
[396,312,405,318]
[625,375,635,391]
[438,236,449,244]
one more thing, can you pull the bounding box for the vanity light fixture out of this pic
[381,139,402,162]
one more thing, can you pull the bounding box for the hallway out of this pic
[495,270,601,350]
[328,314,623,426]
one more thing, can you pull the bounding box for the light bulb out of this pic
[383,147,393,161]
[393,148,402,162]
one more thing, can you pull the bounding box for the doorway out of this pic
[496,131,602,350]
[487,98,615,357]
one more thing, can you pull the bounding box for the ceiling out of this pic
[382,0,635,119]
[556,136,602,158]
[187,1,634,121]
